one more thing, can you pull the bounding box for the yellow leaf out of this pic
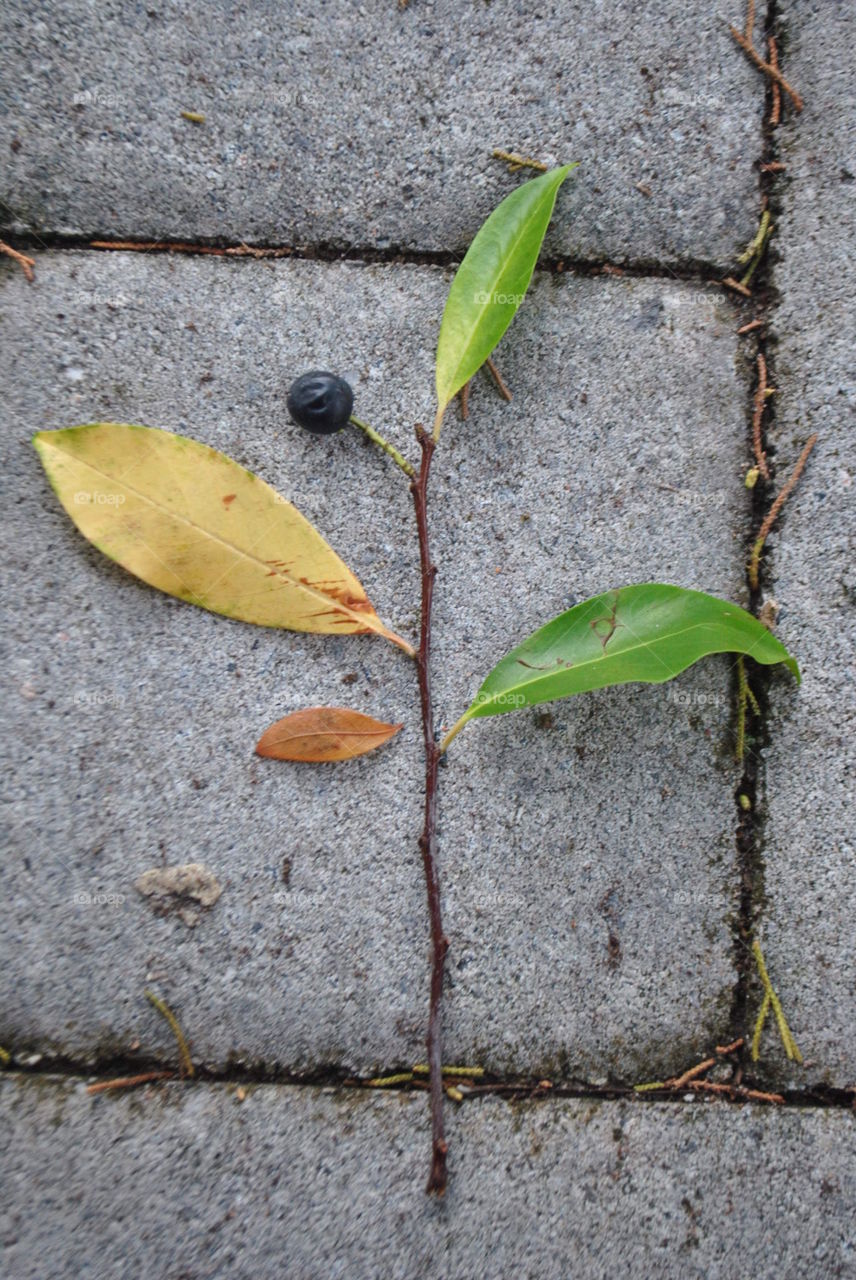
[255,707,403,762]
[34,424,413,653]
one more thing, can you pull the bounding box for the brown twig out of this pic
[90,239,294,259]
[410,427,449,1195]
[722,276,753,298]
[744,0,756,41]
[727,25,804,113]
[715,1037,744,1055]
[752,353,771,480]
[484,356,512,402]
[671,1057,717,1089]
[748,434,818,588]
[687,1079,784,1103]
[768,37,782,126]
[0,240,36,282]
[760,162,786,172]
[737,319,765,334]
[86,1071,174,1095]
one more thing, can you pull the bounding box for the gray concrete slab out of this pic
[2,1074,854,1279]
[1,250,749,1082]
[2,0,765,269]
[752,1,856,1089]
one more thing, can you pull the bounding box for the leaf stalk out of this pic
[438,711,471,755]
[431,404,446,443]
[349,415,415,478]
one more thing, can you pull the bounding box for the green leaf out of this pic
[441,584,799,750]
[433,163,577,435]
[33,423,414,654]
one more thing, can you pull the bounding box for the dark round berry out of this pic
[286,370,354,435]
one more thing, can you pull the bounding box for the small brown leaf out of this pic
[256,707,403,762]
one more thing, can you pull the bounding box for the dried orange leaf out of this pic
[255,707,403,762]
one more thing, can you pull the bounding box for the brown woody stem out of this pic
[410,425,449,1195]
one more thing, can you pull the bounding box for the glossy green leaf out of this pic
[441,584,798,750]
[433,163,577,435]
[33,423,414,653]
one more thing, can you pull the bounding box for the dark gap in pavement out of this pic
[1,228,731,286]
[5,1062,855,1112]
[727,0,789,1079]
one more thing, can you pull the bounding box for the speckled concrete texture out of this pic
[1,252,746,1080]
[2,1075,854,1280]
[2,0,764,268]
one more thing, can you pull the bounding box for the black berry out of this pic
[286,370,354,435]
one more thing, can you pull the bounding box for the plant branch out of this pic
[87,1071,175,1094]
[410,426,449,1194]
[726,23,804,112]
[751,938,803,1062]
[0,240,36,281]
[349,415,415,478]
[751,352,771,481]
[484,356,513,402]
[748,433,818,589]
[144,988,194,1078]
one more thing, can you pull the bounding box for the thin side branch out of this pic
[671,1057,717,1088]
[87,1071,174,1095]
[410,428,449,1195]
[144,988,195,1078]
[722,276,753,298]
[751,938,803,1062]
[484,356,513,402]
[91,239,295,259]
[0,240,35,281]
[768,36,782,126]
[748,434,818,589]
[752,353,771,480]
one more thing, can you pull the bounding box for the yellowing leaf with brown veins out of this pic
[256,707,403,762]
[33,424,412,652]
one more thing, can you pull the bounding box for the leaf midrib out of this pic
[480,616,749,706]
[267,727,399,743]
[441,187,551,402]
[47,441,379,634]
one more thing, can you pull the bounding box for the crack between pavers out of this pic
[726,0,790,1086]
[0,227,732,285]
[3,1059,854,1112]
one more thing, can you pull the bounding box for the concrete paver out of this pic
[1,251,749,1081]
[2,1075,854,1280]
[2,0,765,268]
